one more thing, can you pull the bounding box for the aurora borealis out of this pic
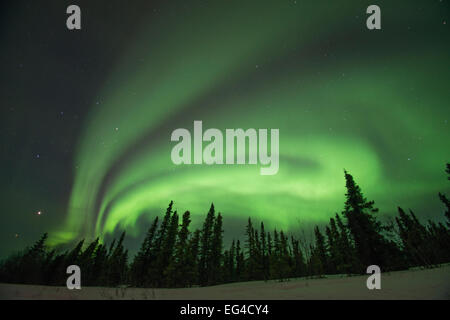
[1,1,449,255]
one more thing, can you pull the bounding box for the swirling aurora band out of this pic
[50,1,449,245]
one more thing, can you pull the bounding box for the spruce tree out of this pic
[228,240,236,282]
[291,236,306,277]
[65,239,84,267]
[438,193,450,228]
[22,233,49,284]
[235,240,244,281]
[335,213,357,273]
[92,243,107,286]
[106,231,128,286]
[154,201,174,251]
[446,163,450,180]
[158,211,179,286]
[166,211,191,287]
[270,229,280,279]
[245,218,257,280]
[342,170,395,272]
[199,203,215,286]
[254,229,263,279]
[209,212,223,285]
[260,222,268,280]
[327,218,345,273]
[79,238,99,285]
[130,216,159,287]
[312,226,328,275]
[185,229,200,287]
[325,226,337,274]
[279,231,292,280]
[395,207,430,267]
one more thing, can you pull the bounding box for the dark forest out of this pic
[1,164,449,288]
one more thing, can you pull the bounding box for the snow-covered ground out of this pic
[1,265,449,300]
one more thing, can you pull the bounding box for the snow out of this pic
[0,264,449,300]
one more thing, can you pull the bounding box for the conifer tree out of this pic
[79,238,99,285]
[157,211,179,286]
[260,222,269,280]
[92,243,107,286]
[245,218,258,280]
[279,231,292,280]
[209,212,223,285]
[438,193,450,228]
[154,201,174,255]
[166,211,191,287]
[22,233,49,284]
[437,163,450,226]
[426,220,450,263]
[228,240,236,282]
[2,177,450,289]
[254,229,263,279]
[327,218,345,273]
[267,232,272,256]
[335,213,357,273]
[235,239,244,281]
[325,226,337,274]
[446,163,450,180]
[199,203,215,286]
[130,216,159,287]
[270,229,280,279]
[291,236,306,277]
[106,231,128,286]
[395,207,431,267]
[342,170,395,272]
[222,250,230,282]
[185,229,200,286]
[312,226,328,275]
[65,239,84,267]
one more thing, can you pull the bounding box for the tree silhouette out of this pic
[342,170,398,272]
[199,203,215,286]
[1,165,449,288]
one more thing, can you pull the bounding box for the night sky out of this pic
[1,0,449,257]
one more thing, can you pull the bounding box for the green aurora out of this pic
[50,1,449,245]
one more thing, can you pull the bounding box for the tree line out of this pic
[1,164,449,288]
